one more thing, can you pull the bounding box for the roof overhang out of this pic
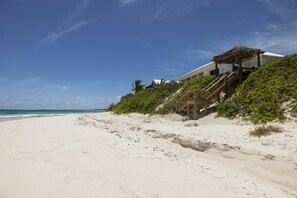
[212,46,265,64]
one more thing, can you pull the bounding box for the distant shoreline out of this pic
[0,109,106,122]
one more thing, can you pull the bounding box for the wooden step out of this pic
[176,70,239,119]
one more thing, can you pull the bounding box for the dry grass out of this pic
[249,125,284,137]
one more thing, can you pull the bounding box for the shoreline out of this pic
[1,113,296,197]
[0,112,106,122]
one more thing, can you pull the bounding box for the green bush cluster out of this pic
[175,75,216,100]
[156,75,216,114]
[110,82,180,114]
[110,75,216,115]
[218,54,297,124]
[156,99,177,115]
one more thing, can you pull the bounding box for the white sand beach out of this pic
[0,113,296,198]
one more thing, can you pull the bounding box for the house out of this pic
[177,48,284,83]
[175,46,285,119]
[146,79,176,89]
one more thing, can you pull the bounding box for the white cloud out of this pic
[120,0,211,20]
[66,0,90,24]
[205,1,297,55]
[16,77,40,85]
[245,23,297,54]
[151,3,166,20]
[116,96,121,99]
[156,60,188,75]
[22,78,39,84]
[14,0,31,2]
[73,96,89,106]
[87,81,122,86]
[259,0,297,18]
[136,39,152,46]
[184,49,216,61]
[48,85,69,90]
[42,21,91,42]
[244,1,297,54]
[120,0,142,6]
[42,0,92,42]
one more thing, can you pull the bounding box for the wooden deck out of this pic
[176,71,238,119]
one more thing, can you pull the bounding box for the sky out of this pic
[0,0,297,109]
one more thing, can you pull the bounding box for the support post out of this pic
[224,75,229,100]
[232,61,235,72]
[239,59,243,84]
[193,104,197,120]
[187,105,190,118]
[215,62,218,76]
[257,53,261,67]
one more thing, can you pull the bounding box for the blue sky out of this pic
[0,0,296,109]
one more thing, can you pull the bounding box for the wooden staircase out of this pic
[176,71,238,119]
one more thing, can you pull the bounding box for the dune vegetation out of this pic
[110,54,297,124]
[109,81,180,114]
[218,54,297,124]
[109,75,216,115]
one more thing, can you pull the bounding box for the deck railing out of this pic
[176,70,238,113]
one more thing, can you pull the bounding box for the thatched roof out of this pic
[212,46,265,64]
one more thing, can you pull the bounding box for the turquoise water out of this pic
[0,109,106,121]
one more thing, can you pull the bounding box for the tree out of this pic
[132,80,145,93]
[159,79,166,86]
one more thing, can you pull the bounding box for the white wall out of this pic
[178,54,283,82]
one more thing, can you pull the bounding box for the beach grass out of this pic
[249,125,283,137]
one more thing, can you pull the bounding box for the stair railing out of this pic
[176,70,239,112]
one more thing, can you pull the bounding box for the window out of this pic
[210,68,219,75]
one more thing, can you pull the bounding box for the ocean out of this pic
[0,109,106,121]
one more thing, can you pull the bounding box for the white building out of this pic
[177,52,284,83]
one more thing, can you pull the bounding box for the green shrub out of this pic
[156,99,177,114]
[156,75,217,114]
[218,54,297,124]
[175,75,216,101]
[110,82,180,114]
[107,103,115,111]
[217,100,238,118]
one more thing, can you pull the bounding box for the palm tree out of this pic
[132,80,145,93]
[159,79,166,86]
